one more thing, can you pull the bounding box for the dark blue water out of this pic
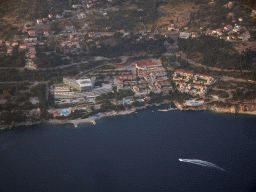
[1,108,256,192]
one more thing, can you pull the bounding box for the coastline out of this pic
[1,101,256,130]
[0,120,43,130]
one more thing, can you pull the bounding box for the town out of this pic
[1,0,256,128]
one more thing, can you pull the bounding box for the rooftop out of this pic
[76,79,92,87]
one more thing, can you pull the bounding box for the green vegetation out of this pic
[0,47,26,67]
[90,35,171,57]
[179,35,256,70]
[50,22,62,34]
[212,101,232,108]
[0,82,29,95]
[30,83,47,107]
[0,111,27,124]
[96,89,134,102]
[180,62,256,81]
[0,66,80,82]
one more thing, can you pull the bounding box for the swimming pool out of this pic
[186,100,204,106]
[61,110,71,115]
[119,100,131,104]
[189,101,199,104]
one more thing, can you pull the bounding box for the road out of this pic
[218,76,256,83]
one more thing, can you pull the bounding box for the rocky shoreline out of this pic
[1,101,256,130]
[0,120,44,130]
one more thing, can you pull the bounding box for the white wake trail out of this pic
[180,159,226,172]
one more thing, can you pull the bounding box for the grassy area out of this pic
[156,1,199,28]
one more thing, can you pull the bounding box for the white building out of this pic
[179,32,191,39]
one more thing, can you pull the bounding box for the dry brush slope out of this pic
[156,1,200,27]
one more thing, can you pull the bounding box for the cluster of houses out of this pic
[204,23,251,41]
[173,69,214,96]
[163,22,251,41]
[162,1,252,41]
[134,60,172,94]
[113,60,172,95]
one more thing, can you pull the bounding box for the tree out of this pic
[3,90,11,100]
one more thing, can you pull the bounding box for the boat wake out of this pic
[179,159,226,172]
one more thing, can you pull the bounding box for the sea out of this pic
[1,106,256,192]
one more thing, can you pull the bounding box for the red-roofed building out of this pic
[37,19,43,24]
[29,47,36,52]
[19,44,27,50]
[22,28,28,33]
[12,41,19,46]
[168,26,175,31]
[7,48,13,54]
[86,39,93,43]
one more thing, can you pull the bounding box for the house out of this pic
[191,32,199,38]
[7,48,13,54]
[227,35,235,40]
[38,42,44,45]
[66,24,74,30]
[72,4,81,8]
[148,35,154,39]
[227,1,233,8]
[37,19,43,24]
[238,17,243,22]
[19,44,27,50]
[227,12,234,18]
[30,52,36,58]
[88,32,95,37]
[28,29,35,33]
[251,10,256,17]
[120,29,125,33]
[86,39,93,43]
[223,25,233,32]
[233,25,241,33]
[238,35,244,40]
[22,29,28,33]
[48,14,53,18]
[44,31,49,36]
[179,32,191,39]
[12,41,19,46]
[115,77,123,84]
[176,81,186,90]
[5,41,10,46]
[28,30,36,36]
[29,32,36,36]
[87,3,92,8]
[243,32,251,41]
[29,47,36,52]
[168,25,175,31]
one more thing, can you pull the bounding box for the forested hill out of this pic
[237,0,256,9]
[0,0,70,20]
